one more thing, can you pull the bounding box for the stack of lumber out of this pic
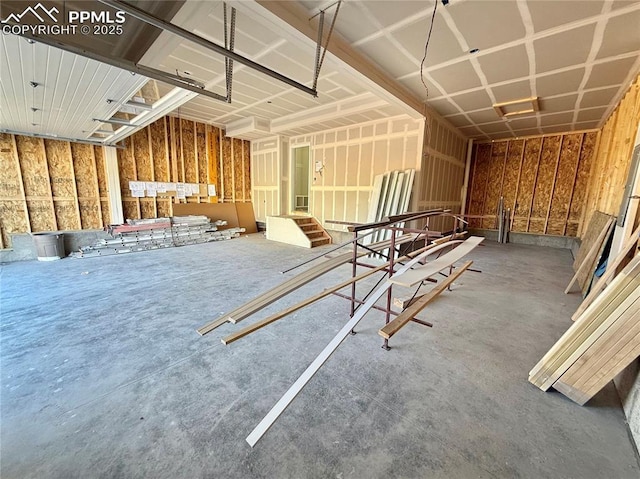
[530,251,640,405]
[72,216,244,258]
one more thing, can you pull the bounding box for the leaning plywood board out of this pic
[246,246,439,447]
[235,202,258,234]
[379,261,473,339]
[553,298,640,405]
[565,217,615,294]
[173,202,240,229]
[573,211,614,292]
[390,236,484,288]
[529,256,640,389]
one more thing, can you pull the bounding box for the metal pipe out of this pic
[98,0,317,97]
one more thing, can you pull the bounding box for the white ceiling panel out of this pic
[528,0,605,33]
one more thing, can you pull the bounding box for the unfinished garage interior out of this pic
[1,0,640,476]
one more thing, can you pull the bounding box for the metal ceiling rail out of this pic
[97,0,318,97]
[0,128,126,149]
[15,31,230,104]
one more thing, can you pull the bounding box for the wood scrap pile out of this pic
[71,215,244,258]
[530,226,640,405]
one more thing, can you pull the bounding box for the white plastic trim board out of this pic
[245,245,439,447]
[389,236,484,288]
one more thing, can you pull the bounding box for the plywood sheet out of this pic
[17,136,50,197]
[70,143,98,199]
[482,141,507,229]
[150,119,169,182]
[157,199,171,219]
[236,202,258,233]
[569,132,597,225]
[45,140,74,198]
[54,200,79,230]
[529,136,560,233]
[512,138,542,231]
[183,121,197,183]
[118,139,136,193]
[0,200,29,247]
[26,200,55,232]
[78,199,101,229]
[133,127,153,181]
[209,126,221,198]
[100,200,110,226]
[547,134,582,235]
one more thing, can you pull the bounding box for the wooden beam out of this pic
[10,135,31,233]
[379,260,473,339]
[565,217,614,294]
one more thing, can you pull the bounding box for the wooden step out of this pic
[298,224,317,232]
[305,230,326,239]
[311,237,331,247]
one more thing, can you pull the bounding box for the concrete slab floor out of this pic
[1,234,638,478]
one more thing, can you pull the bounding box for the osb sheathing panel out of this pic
[183,121,197,183]
[133,127,153,181]
[233,138,244,201]
[150,120,169,182]
[467,143,491,228]
[0,200,29,247]
[513,138,542,231]
[140,199,156,219]
[547,134,582,235]
[78,199,101,229]
[222,136,233,201]
[529,136,561,233]
[70,143,98,199]
[501,139,524,215]
[569,132,598,233]
[0,134,23,198]
[482,142,507,229]
[157,199,171,218]
[118,141,136,193]
[27,200,55,232]
[53,200,79,230]
[243,140,251,202]
[122,199,139,221]
[209,127,221,198]
[94,146,108,197]
[100,200,110,226]
[45,140,75,198]
[17,136,50,197]
[197,124,207,186]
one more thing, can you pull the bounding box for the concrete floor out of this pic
[1,234,638,478]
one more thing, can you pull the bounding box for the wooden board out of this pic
[243,139,251,202]
[122,199,139,222]
[233,138,244,201]
[482,142,507,229]
[501,139,524,221]
[197,123,208,187]
[78,199,101,229]
[0,200,29,247]
[17,136,51,197]
[46,140,75,198]
[379,261,473,339]
[183,120,197,183]
[222,135,233,202]
[54,200,80,230]
[513,138,542,231]
[150,118,169,182]
[70,143,98,199]
[390,236,483,288]
[467,143,491,229]
[574,211,614,291]
[235,202,258,234]
[529,136,561,233]
[94,146,108,197]
[133,127,153,181]
[565,217,614,294]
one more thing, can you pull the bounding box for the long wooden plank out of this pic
[379,261,473,339]
[221,240,448,345]
[564,217,615,294]
[571,225,640,320]
[245,245,437,447]
[529,259,640,389]
[196,233,419,335]
[390,236,484,288]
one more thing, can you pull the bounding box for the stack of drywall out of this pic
[72,216,244,258]
[363,169,415,252]
[529,254,640,405]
